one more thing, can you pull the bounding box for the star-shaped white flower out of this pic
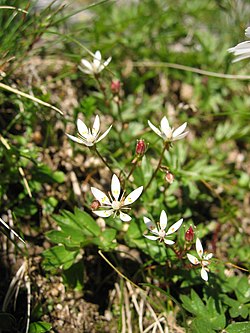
[66,115,112,147]
[187,238,213,281]
[79,50,112,75]
[228,27,250,62]
[148,116,188,143]
[91,174,143,222]
[143,210,183,245]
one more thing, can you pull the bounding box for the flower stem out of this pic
[93,146,114,175]
[94,74,109,106]
[126,157,139,181]
[144,142,169,193]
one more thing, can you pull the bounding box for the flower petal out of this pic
[66,134,84,144]
[93,209,113,218]
[93,50,101,69]
[159,210,168,230]
[160,116,170,132]
[91,187,111,205]
[144,235,159,241]
[77,119,88,137]
[104,56,112,67]
[196,238,203,259]
[143,217,158,234]
[119,211,131,222]
[204,253,213,260]
[173,122,187,138]
[92,115,100,136]
[148,120,162,137]
[172,131,189,141]
[187,254,200,265]
[95,125,112,143]
[201,267,209,281]
[163,239,175,245]
[245,27,250,38]
[111,174,121,201]
[165,218,183,235]
[80,59,93,72]
[124,186,143,206]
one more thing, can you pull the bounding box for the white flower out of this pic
[143,210,183,245]
[66,115,112,147]
[228,27,250,62]
[148,116,188,143]
[79,50,111,75]
[91,174,143,222]
[187,238,213,281]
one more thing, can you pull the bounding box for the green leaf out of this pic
[63,261,84,290]
[190,318,216,333]
[125,220,167,263]
[180,290,205,316]
[225,322,250,333]
[29,321,52,333]
[42,245,79,272]
[98,228,117,250]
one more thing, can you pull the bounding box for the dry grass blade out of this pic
[0,6,28,13]
[0,217,25,244]
[0,82,63,115]
[2,260,28,311]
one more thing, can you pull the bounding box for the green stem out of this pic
[94,74,109,106]
[126,156,139,181]
[93,146,114,175]
[144,142,169,192]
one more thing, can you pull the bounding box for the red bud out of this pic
[185,226,194,242]
[91,200,101,210]
[165,171,174,184]
[111,80,121,94]
[136,139,146,155]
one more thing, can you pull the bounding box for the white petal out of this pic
[66,134,84,145]
[159,210,168,230]
[95,125,112,143]
[93,209,113,218]
[148,120,162,137]
[173,122,187,138]
[81,59,93,72]
[201,267,208,281]
[163,238,175,245]
[172,131,189,141]
[196,238,203,259]
[245,27,250,38]
[123,186,143,206]
[144,235,159,241]
[91,187,111,205]
[165,218,183,236]
[143,217,158,234]
[93,50,101,69]
[92,115,100,136]
[103,56,112,67]
[77,119,88,137]
[204,253,213,260]
[119,211,131,222]
[161,117,171,135]
[111,174,121,201]
[79,66,92,75]
[187,254,200,265]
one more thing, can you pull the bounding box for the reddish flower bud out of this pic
[136,139,146,155]
[185,226,194,242]
[165,171,174,184]
[111,80,121,94]
[91,200,101,210]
